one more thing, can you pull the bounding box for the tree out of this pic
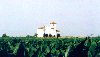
[57,34,60,38]
[2,33,8,37]
[43,33,46,38]
[49,34,52,37]
[34,33,38,37]
[45,34,48,37]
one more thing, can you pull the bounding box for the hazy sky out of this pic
[0,0,100,36]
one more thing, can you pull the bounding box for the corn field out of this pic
[0,37,100,57]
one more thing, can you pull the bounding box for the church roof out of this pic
[56,30,60,32]
[50,21,56,24]
[38,27,44,29]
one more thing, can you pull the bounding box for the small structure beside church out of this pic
[37,22,60,37]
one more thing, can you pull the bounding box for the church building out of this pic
[37,22,60,37]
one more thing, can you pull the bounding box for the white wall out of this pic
[50,29,57,36]
[45,26,51,34]
[37,29,44,37]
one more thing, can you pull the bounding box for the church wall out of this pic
[37,29,44,37]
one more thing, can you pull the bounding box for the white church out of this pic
[37,22,60,37]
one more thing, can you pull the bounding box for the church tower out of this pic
[50,21,57,36]
[50,21,57,30]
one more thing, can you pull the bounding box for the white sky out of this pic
[0,0,100,36]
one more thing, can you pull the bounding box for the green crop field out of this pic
[0,37,100,57]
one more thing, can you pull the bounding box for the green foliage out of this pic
[0,37,99,57]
